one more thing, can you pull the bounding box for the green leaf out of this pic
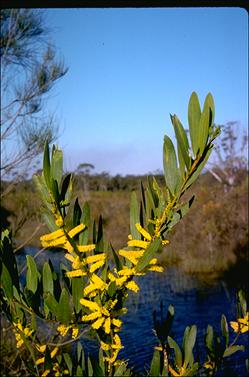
[57,288,71,324]
[199,97,211,154]
[205,325,214,352]
[168,336,183,367]
[238,290,247,317]
[221,314,229,347]
[51,147,63,186]
[163,135,179,194]
[177,196,195,219]
[136,238,161,272]
[89,355,104,377]
[51,178,60,207]
[223,345,244,358]
[44,293,58,317]
[42,212,57,232]
[111,244,122,271]
[42,262,53,295]
[72,277,85,314]
[79,201,90,245]
[43,141,51,189]
[1,263,13,298]
[184,145,213,190]
[26,255,40,293]
[60,174,72,202]
[130,191,140,239]
[171,114,191,170]
[73,198,82,227]
[149,349,161,377]
[183,325,197,367]
[188,92,201,157]
[63,353,73,375]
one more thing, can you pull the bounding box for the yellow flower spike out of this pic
[100,341,111,351]
[85,253,106,264]
[41,370,50,377]
[104,317,111,334]
[36,344,46,353]
[230,313,249,333]
[89,259,106,273]
[149,258,157,265]
[118,267,136,276]
[84,274,107,296]
[78,244,96,253]
[92,317,105,330]
[80,298,100,311]
[108,299,118,310]
[162,239,170,246]
[64,253,75,263]
[168,365,186,377]
[148,265,164,273]
[82,311,102,322]
[68,223,85,238]
[127,239,149,249]
[126,280,140,293]
[65,269,87,278]
[135,223,152,241]
[55,215,64,227]
[57,324,70,337]
[40,228,65,242]
[72,327,79,339]
[51,347,59,358]
[112,318,122,328]
[36,357,45,365]
[113,334,124,350]
[118,250,144,265]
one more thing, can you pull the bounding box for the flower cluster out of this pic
[230,312,249,334]
[40,218,168,367]
[13,321,34,348]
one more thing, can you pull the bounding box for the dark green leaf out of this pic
[168,336,183,367]
[79,201,90,245]
[205,325,214,352]
[221,314,229,347]
[1,263,13,298]
[73,198,82,227]
[130,191,140,239]
[51,147,63,186]
[57,288,71,324]
[163,135,179,194]
[223,345,244,358]
[171,114,191,170]
[188,92,201,157]
[149,349,161,377]
[42,262,53,295]
[136,238,161,272]
[72,277,85,314]
[111,244,122,271]
[44,293,58,317]
[63,353,73,375]
[26,255,40,293]
[60,174,72,201]
[183,325,197,367]
[43,141,51,189]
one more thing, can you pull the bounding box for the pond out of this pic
[17,247,248,376]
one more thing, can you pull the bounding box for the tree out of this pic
[209,121,248,189]
[0,9,67,194]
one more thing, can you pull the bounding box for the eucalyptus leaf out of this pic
[188,92,201,157]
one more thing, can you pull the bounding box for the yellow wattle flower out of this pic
[89,259,106,273]
[126,280,140,292]
[148,265,164,273]
[82,311,102,322]
[80,298,100,312]
[92,317,105,329]
[135,223,152,241]
[168,365,186,376]
[57,324,70,337]
[104,317,111,334]
[85,253,106,264]
[127,239,149,249]
[230,312,249,333]
[78,244,96,253]
[68,223,85,238]
[118,249,144,265]
[72,327,79,339]
[40,228,64,242]
[65,269,87,277]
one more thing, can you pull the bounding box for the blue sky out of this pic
[45,8,248,175]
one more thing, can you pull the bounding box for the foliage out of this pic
[1,92,247,376]
[0,9,67,189]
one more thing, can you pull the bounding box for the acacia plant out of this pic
[1,92,247,376]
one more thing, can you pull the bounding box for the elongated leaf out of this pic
[168,336,183,367]
[171,114,191,170]
[221,314,229,347]
[96,216,104,253]
[73,198,82,227]
[111,244,122,271]
[89,355,104,377]
[184,146,213,190]
[42,212,57,232]
[43,141,51,189]
[42,262,53,295]
[72,277,85,314]
[79,201,90,245]
[163,135,179,194]
[205,325,214,352]
[57,288,71,324]
[63,353,73,375]
[1,263,13,298]
[130,191,140,239]
[51,178,60,207]
[51,147,63,186]
[223,345,244,358]
[188,92,201,157]
[183,325,197,367]
[177,196,195,219]
[148,175,159,208]
[199,100,210,154]
[136,238,161,272]
[44,293,58,317]
[149,349,161,377]
[26,255,40,293]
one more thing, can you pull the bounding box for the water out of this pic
[16,248,248,376]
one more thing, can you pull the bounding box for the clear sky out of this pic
[44,7,248,175]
